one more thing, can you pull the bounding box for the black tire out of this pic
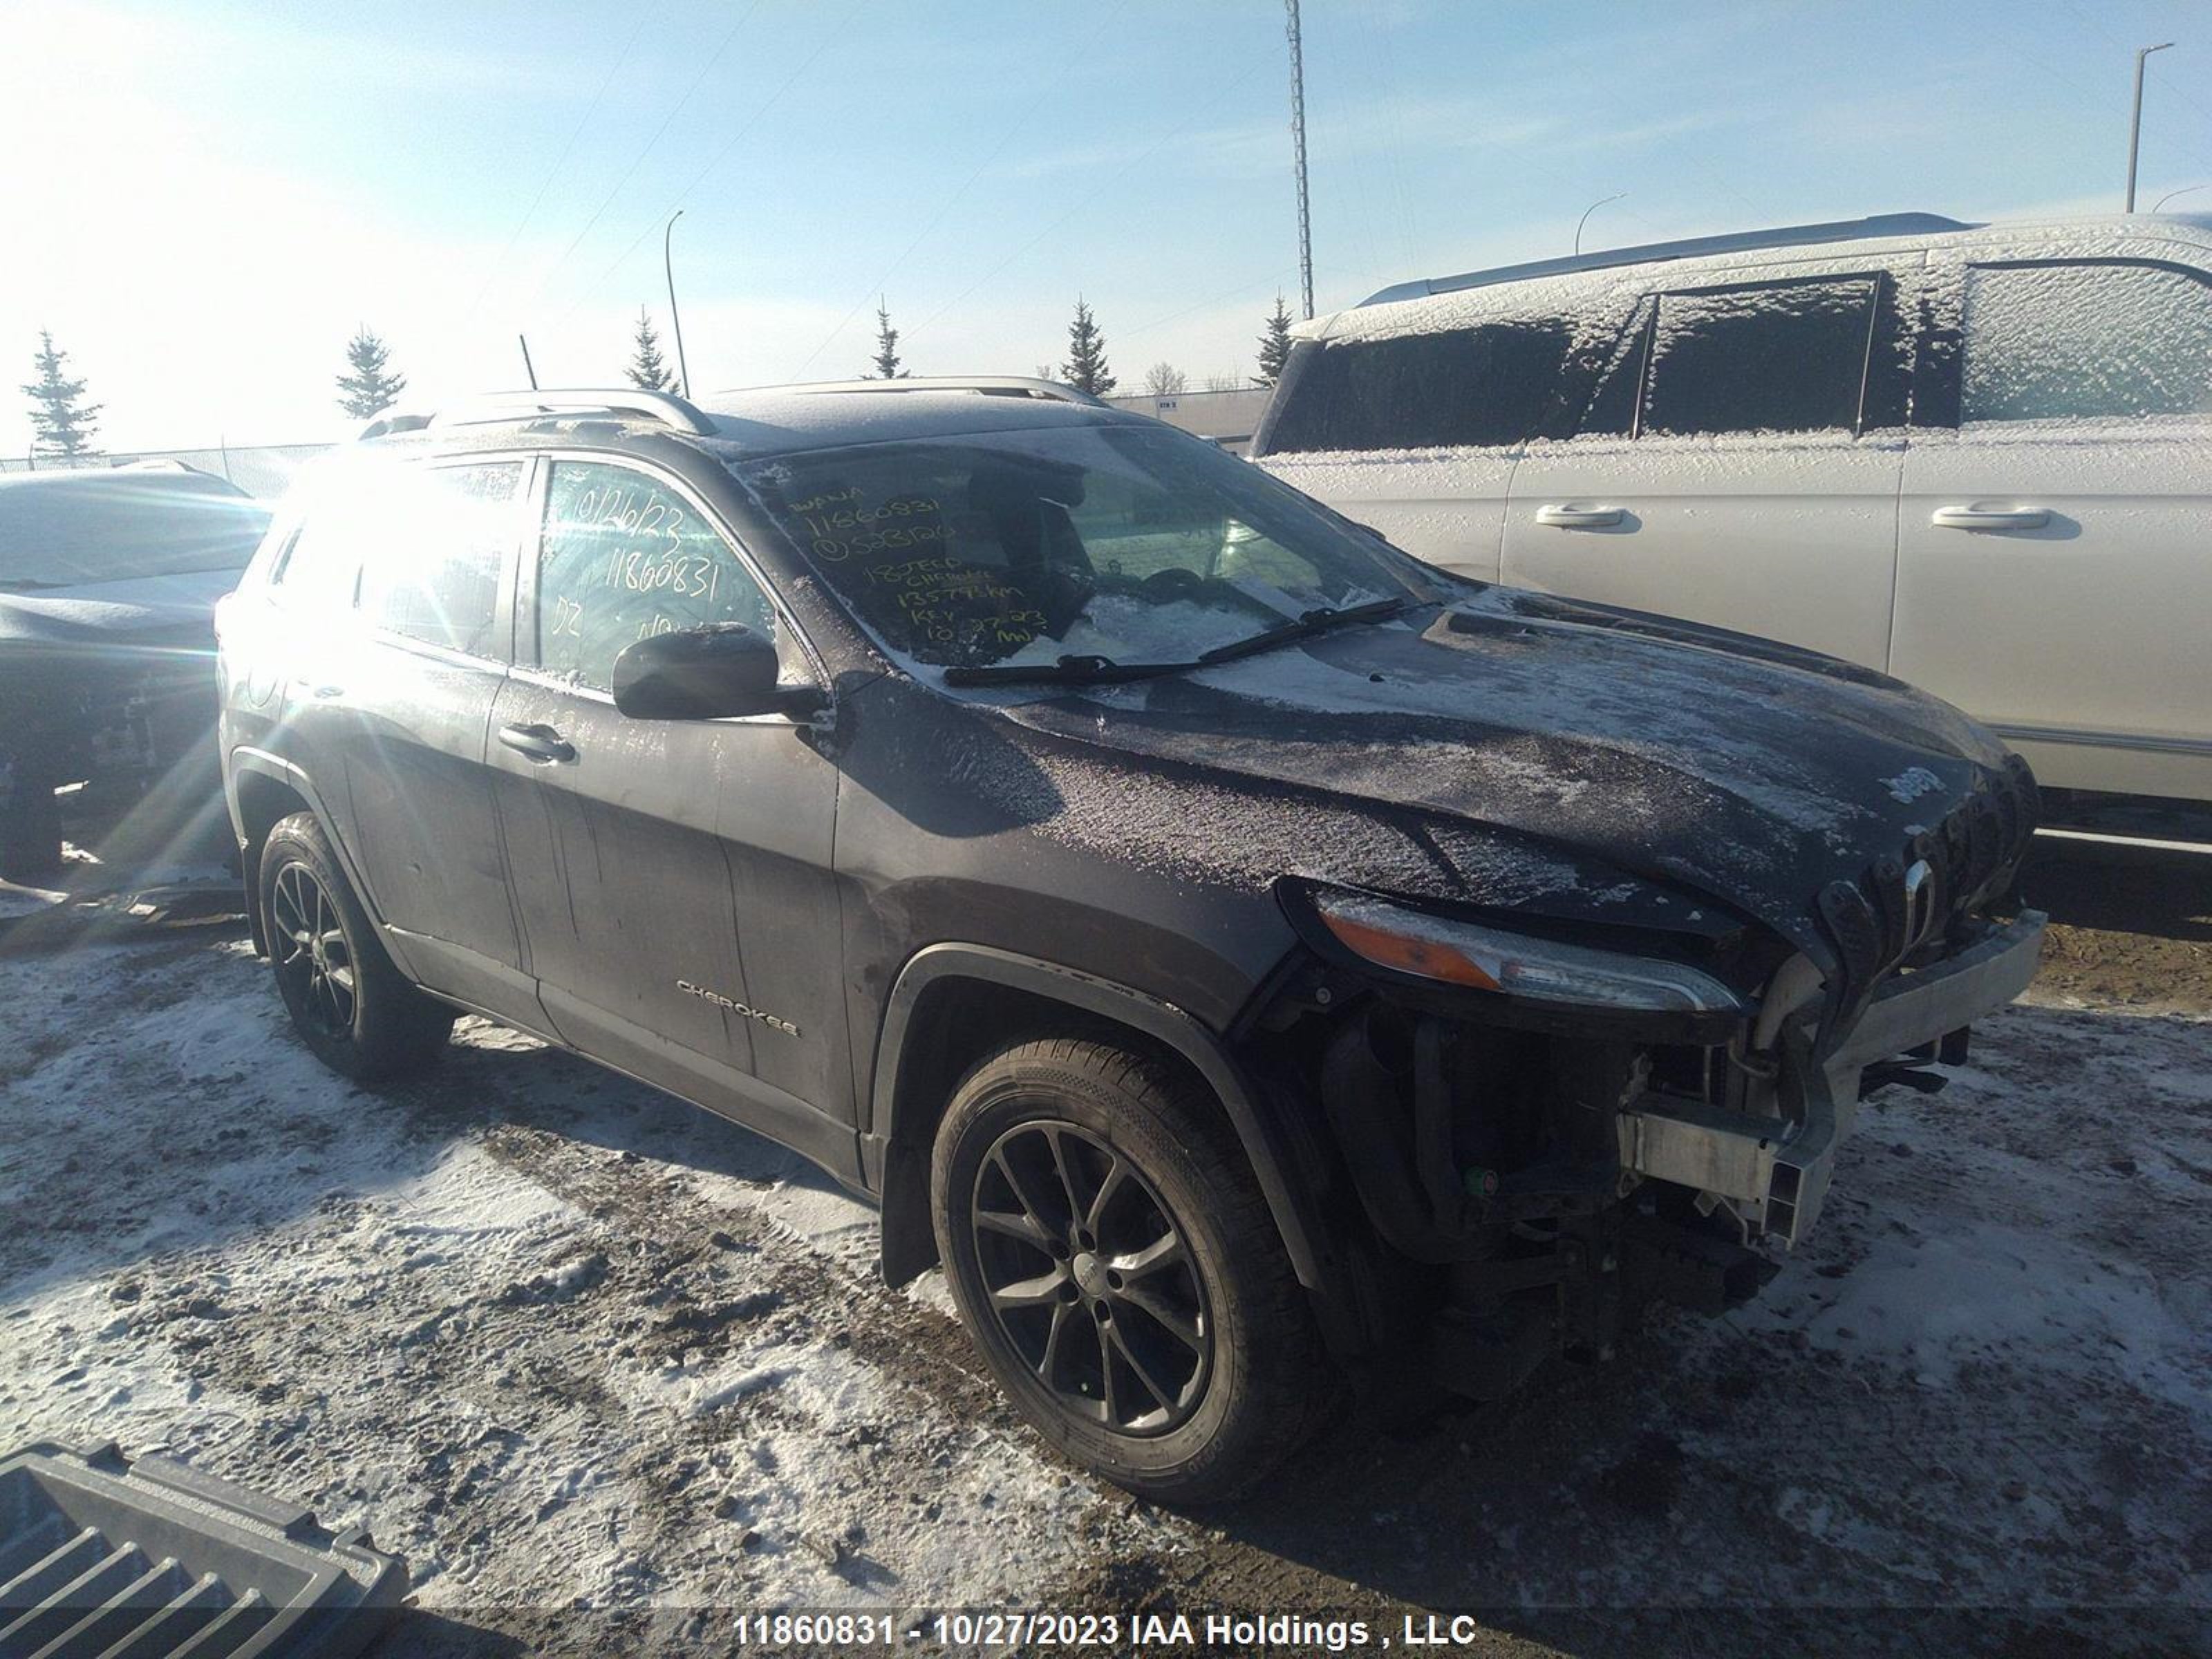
[931,1035,1333,1504]
[0,747,66,883]
[259,812,453,1081]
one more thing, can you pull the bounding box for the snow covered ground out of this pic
[1,908,2206,1655]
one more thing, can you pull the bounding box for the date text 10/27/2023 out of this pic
[733,1611,1512,1650]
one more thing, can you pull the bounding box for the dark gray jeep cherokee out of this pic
[216,381,2044,1501]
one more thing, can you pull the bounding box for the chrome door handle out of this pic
[308,684,346,700]
[498,722,576,765]
[1534,504,1625,529]
[1931,505,2050,532]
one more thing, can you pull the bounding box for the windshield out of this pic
[737,422,1432,673]
[0,474,270,588]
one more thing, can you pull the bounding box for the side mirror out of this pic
[611,624,807,720]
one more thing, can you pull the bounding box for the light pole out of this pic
[2126,41,2174,212]
[2151,183,2206,213]
[1574,193,1627,256]
[664,209,692,397]
[1285,0,1313,321]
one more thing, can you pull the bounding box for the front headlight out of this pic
[1311,888,1747,1015]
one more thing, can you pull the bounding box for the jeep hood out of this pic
[991,587,2023,964]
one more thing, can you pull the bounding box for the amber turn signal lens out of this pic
[1319,910,1501,990]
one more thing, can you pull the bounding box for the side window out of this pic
[534,460,776,693]
[357,462,522,655]
[1261,321,1573,453]
[1962,261,2212,422]
[1642,279,1876,436]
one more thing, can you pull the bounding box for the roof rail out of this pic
[357,388,717,441]
[756,375,1109,409]
[1359,213,1982,308]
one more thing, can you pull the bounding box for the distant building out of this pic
[1103,387,1273,454]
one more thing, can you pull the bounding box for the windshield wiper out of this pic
[1196,597,1419,666]
[941,653,1198,688]
[941,599,1423,686]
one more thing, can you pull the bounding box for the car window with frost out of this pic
[1962,262,2212,423]
[740,423,1425,671]
[1263,321,1573,453]
[1643,279,1875,436]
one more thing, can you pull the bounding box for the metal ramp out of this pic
[0,1443,402,1659]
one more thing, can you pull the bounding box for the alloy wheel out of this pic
[270,860,356,1039]
[970,1120,1212,1435]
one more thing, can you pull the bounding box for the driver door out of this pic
[487,454,857,1177]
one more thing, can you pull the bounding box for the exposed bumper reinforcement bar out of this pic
[1618,911,2047,1247]
[1615,1040,1838,1248]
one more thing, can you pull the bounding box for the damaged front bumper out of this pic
[1618,910,2047,1246]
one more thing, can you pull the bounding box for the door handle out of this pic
[1534,504,1626,529]
[1931,505,2050,532]
[308,684,345,700]
[498,722,576,765]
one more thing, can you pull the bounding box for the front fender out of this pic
[865,942,1358,1350]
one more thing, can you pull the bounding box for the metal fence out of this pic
[2,442,335,498]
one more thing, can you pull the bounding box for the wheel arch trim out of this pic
[227,748,382,948]
[868,944,1340,1306]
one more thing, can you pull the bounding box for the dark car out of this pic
[0,463,271,879]
[214,383,2044,1501]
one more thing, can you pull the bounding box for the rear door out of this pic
[1257,317,1586,579]
[323,457,539,1022]
[1892,252,2212,798]
[1502,264,1911,668]
[487,454,858,1176]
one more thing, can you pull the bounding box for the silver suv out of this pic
[1256,211,2212,804]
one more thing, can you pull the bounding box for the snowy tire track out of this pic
[0,935,1183,1653]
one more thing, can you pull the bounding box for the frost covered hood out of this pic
[995,587,2020,959]
[0,566,241,646]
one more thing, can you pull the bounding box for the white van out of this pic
[1253,212,2212,803]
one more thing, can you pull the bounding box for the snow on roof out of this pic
[1316,212,2212,347]
[1359,212,1976,307]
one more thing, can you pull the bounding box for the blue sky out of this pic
[8,0,2212,450]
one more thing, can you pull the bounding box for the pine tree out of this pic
[21,332,102,462]
[626,307,675,391]
[866,299,908,379]
[335,326,407,419]
[1254,294,1294,388]
[1060,299,1116,397]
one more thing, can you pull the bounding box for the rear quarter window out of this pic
[1961,261,2212,422]
[272,514,364,612]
